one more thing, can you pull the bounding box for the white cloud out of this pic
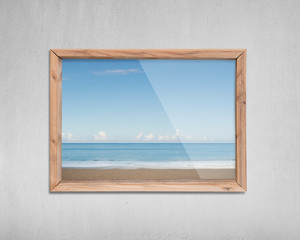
[135,132,144,140]
[194,136,209,141]
[135,132,155,142]
[134,130,219,143]
[144,133,154,141]
[158,135,167,141]
[62,133,80,142]
[171,129,181,140]
[185,135,193,140]
[92,69,140,76]
[94,131,108,141]
[158,129,181,141]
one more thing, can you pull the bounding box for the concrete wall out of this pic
[1,0,299,239]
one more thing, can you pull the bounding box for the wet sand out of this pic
[62,168,235,180]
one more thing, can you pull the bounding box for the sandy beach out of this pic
[62,168,235,180]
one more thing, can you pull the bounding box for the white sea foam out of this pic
[62,160,235,169]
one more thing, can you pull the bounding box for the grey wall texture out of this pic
[1,0,300,239]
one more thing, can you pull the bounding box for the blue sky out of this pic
[62,59,236,143]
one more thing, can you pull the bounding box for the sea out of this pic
[62,143,235,169]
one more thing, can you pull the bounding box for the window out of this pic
[50,49,246,192]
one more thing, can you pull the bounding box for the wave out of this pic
[62,160,235,169]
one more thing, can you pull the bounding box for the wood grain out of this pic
[50,51,62,190]
[51,49,245,60]
[49,49,247,192]
[235,50,247,191]
[52,180,244,192]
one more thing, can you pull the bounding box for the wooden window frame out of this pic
[50,49,247,192]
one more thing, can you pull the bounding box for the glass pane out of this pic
[61,59,236,180]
